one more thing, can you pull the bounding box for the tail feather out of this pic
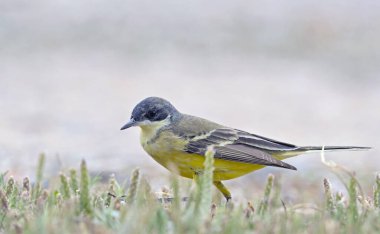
[298,146,371,152]
[273,145,371,160]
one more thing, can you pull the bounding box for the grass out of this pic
[0,150,379,234]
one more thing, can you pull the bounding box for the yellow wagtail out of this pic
[121,97,370,201]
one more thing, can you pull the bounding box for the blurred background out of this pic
[1,0,379,201]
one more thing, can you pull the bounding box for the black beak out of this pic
[120,119,137,130]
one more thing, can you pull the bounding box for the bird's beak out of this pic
[120,118,137,130]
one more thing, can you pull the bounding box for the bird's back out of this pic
[170,114,224,138]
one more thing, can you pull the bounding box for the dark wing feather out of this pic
[235,130,297,151]
[185,128,297,170]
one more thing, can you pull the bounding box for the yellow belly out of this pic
[140,127,265,181]
[147,150,265,181]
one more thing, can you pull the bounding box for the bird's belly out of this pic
[142,139,265,181]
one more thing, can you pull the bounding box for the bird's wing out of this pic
[185,128,297,170]
[234,130,297,151]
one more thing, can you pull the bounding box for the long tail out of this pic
[275,145,371,160]
[298,146,371,152]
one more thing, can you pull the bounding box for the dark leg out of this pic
[213,181,232,202]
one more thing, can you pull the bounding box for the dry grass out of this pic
[0,150,379,234]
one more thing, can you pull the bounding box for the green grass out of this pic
[0,150,379,234]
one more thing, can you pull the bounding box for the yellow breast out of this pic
[139,122,266,181]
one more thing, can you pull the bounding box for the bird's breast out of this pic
[140,126,188,162]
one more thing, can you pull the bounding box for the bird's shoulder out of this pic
[169,114,224,139]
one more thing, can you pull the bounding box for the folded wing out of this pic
[185,128,297,170]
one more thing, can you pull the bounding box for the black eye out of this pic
[146,111,156,119]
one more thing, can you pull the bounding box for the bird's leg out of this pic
[213,181,232,203]
[189,171,202,200]
[192,171,202,185]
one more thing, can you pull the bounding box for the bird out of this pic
[120,97,370,201]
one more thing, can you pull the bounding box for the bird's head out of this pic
[120,97,179,130]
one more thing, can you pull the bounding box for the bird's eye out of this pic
[146,111,156,119]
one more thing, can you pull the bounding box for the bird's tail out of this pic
[274,145,371,160]
[298,146,371,152]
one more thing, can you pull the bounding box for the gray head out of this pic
[120,97,180,130]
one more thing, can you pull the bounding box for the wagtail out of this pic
[121,97,369,201]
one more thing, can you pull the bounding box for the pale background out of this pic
[1,0,379,200]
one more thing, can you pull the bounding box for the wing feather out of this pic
[236,131,297,150]
[185,128,297,170]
